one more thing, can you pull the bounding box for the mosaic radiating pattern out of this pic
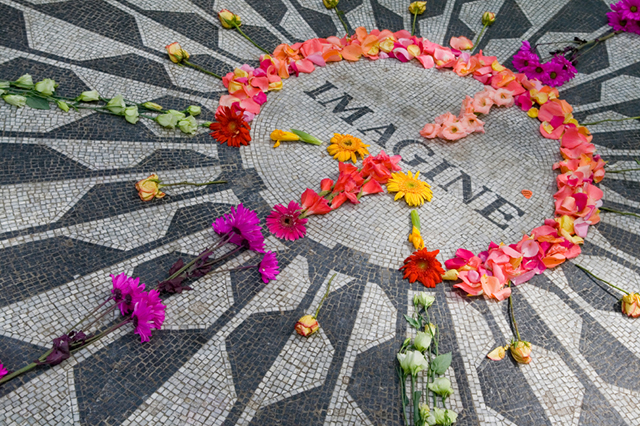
[1,0,639,425]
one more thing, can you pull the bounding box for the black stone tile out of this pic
[371,0,404,34]
[0,335,49,399]
[74,329,210,426]
[0,58,91,98]
[561,262,620,313]
[288,0,337,38]
[34,0,145,48]
[475,0,531,53]
[0,237,124,309]
[78,54,174,89]
[579,385,627,426]
[0,3,29,51]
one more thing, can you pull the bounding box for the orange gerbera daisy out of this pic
[400,248,445,288]
[209,106,251,147]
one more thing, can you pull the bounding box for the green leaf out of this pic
[430,353,452,375]
[403,314,421,330]
[26,96,50,110]
[290,129,323,145]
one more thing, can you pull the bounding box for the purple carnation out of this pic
[621,0,640,21]
[0,361,8,379]
[111,273,146,315]
[258,251,279,283]
[525,62,547,82]
[625,18,640,34]
[512,41,540,73]
[213,204,265,253]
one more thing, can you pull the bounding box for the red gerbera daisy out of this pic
[400,248,445,288]
[209,105,251,147]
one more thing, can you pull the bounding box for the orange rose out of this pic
[135,174,165,201]
[510,340,532,364]
[621,293,640,318]
[295,315,319,337]
[165,42,189,64]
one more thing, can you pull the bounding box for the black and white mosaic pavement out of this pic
[1,0,640,424]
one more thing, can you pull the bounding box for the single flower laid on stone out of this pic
[135,173,226,202]
[295,274,336,337]
[387,170,433,206]
[575,265,640,318]
[0,362,8,380]
[400,248,445,288]
[164,42,222,79]
[0,273,166,386]
[327,133,370,163]
[210,104,252,147]
[408,2,426,36]
[217,9,270,54]
[408,210,425,250]
[266,151,400,241]
[270,129,323,148]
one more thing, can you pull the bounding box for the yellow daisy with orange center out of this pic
[327,133,370,163]
[387,171,433,206]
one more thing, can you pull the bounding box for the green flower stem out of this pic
[159,180,227,188]
[582,115,640,126]
[411,12,418,36]
[570,30,621,62]
[507,281,521,341]
[79,303,119,334]
[606,168,640,173]
[314,273,336,318]
[410,374,417,425]
[233,25,271,55]
[600,206,640,219]
[0,361,40,385]
[471,24,488,54]
[575,264,630,295]
[410,210,421,231]
[183,60,223,79]
[162,233,233,283]
[335,9,350,38]
[397,366,410,426]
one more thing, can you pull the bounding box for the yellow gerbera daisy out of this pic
[387,171,433,206]
[327,133,370,163]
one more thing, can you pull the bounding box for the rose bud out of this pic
[510,340,532,364]
[14,74,34,89]
[323,0,339,9]
[77,90,100,102]
[142,101,163,111]
[408,1,427,15]
[178,115,198,135]
[34,78,57,96]
[135,174,166,202]
[482,12,496,26]
[3,94,27,108]
[186,105,201,116]
[218,9,241,29]
[621,293,640,318]
[295,314,319,337]
[165,42,190,64]
[56,100,70,112]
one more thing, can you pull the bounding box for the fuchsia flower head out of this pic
[213,204,265,253]
[111,273,146,316]
[0,361,8,379]
[132,290,166,343]
[258,251,279,283]
[266,201,308,241]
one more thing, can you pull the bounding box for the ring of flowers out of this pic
[218,27,604,300]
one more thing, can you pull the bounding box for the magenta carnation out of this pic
[213,203,265,253]
[111,273,146,315]
[266,201,308,241]
[607,9,629,31]
[258,251,279,283]
[132,290,166,343]
[0,361,8,379]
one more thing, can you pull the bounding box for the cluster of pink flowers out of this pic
[608,0,640,34]
[266,151,401,240]
[512,41,577,87]
[443,80,605,298]
[420,87,513,141]
[111,273,166,342]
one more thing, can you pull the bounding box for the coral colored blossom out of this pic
[400,248,445,288]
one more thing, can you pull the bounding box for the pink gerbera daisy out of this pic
[266,201,308,241]
[621,0,640,21]
[0,361,8,379]
[258,251,279,283]
[111,273,146,315]
[131,291,166,343]
[212,204,265,253]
